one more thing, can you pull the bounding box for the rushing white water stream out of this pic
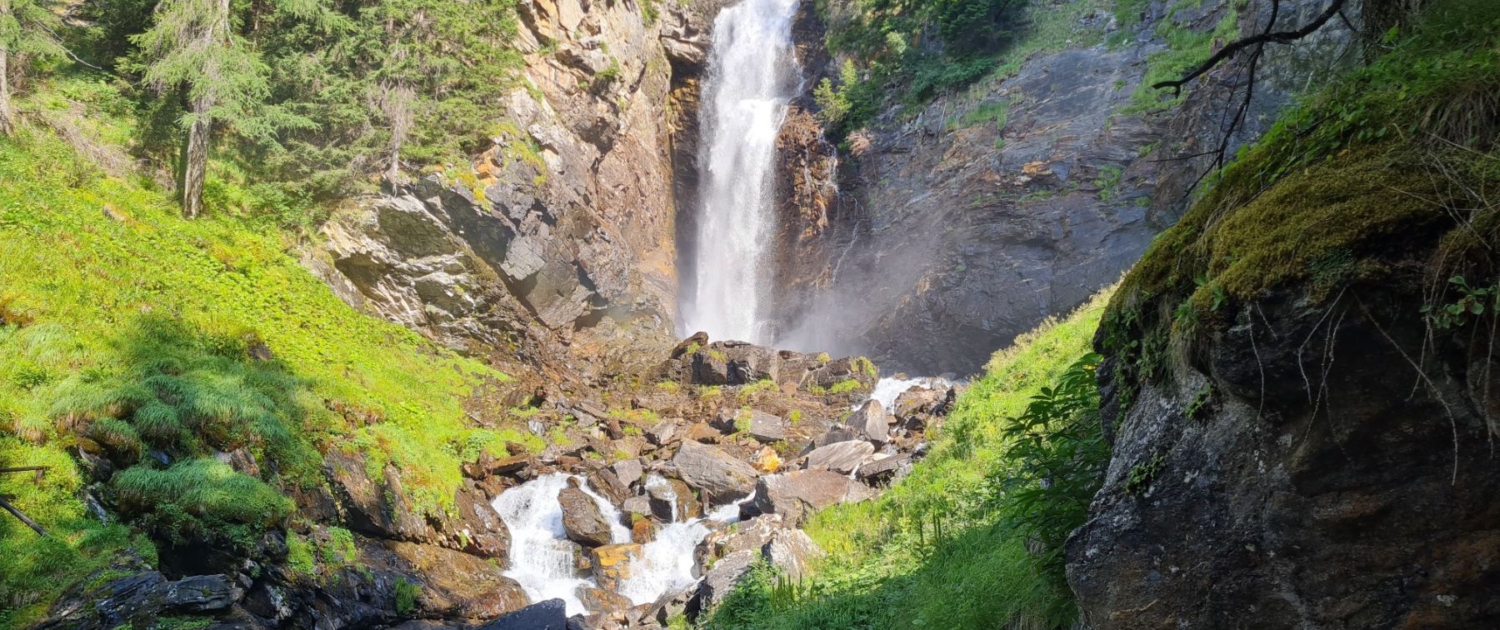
[491,473,631,616]
[683,0,802,343]
[493,473,753,615]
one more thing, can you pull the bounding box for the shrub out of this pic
[112,458,294,547]
[394,578,420,616]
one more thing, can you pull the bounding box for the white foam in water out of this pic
[682,0,802,343]
[492,473,631,616]
[868,376,931,411]
[616,479,755,606]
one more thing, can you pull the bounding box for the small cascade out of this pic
[616,477,753,605]
[494,473,754,614]
[491,473,630,616]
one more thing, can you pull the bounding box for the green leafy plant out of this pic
[991,352,1108,622]
[1125,453,1166,495]
[1422,276,1496,329]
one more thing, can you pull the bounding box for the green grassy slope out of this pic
[707,289,1112,630]
[0,118,535,626]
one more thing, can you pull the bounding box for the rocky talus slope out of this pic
[37,333,953,630]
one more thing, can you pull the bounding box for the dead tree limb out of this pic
[1153,0,1348,95]
[0,465,51,535]
[0,495,49,536]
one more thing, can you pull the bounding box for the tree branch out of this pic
[0,495,49,536]
[1152,0,1347,95]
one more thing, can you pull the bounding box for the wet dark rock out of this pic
[1069,280,1500,628]
[560,479,615,547]
[477,598,569,630]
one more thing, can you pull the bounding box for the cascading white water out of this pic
[491,473,631,616]
[683,0,802,343]
[617,475,753,605]
[493,472,750,614]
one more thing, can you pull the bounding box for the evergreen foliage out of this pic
[14,0,525,218]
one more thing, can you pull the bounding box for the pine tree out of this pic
[132,0,312,217]
[0,0,62,136]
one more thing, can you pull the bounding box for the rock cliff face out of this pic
[770,0,1357,374]
[1071,284,1500,628]
[308,0,716,364]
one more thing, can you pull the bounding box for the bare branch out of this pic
[1153,0,1348,95]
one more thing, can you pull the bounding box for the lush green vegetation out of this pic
[3,0,526,221]
[813,0,1117,138]
[706,289,1112,630]
[811,0,1029,135]
[0,120,536,625]
[1105,0,1500,411]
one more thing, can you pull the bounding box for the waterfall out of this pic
[684,0,802,343]
[491,473,631,616]
[616,476,754,605]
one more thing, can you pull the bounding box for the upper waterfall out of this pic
[682,0,802,343]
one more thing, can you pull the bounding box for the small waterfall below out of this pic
[493,473,754,614]
[491,473,630,616]
[683,0,802,343]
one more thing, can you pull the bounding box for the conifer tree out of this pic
[0,0,62,136]
[132,0,311,217]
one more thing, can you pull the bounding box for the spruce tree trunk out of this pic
[182,97,211,219]
[0,0,13,137]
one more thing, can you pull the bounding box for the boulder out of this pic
[646,476,700,522]
[844,400,888,445]
[630,513,656,544]
[590,544,641,591]
[645,420,679,447]
[723,342,780,384]
[436,481,510,557]
[586,468,630,507]
[612,458,645,487]
[462,452,533,480]
[751,470,876,526]
[476,598,568,630]
[579,587,633,614]
[765,529,824,581]
[622,495,652,519]
[745,410,787,443]
[388,542,529,619]
[559,479,614,547]
[683,422,722,444]
[162,574,241,612]
[810,425,859,449]
[689,550,757,614]
[670,331,709,360]
[704,515,782,560]
[856,453,912,484]
[804,440,875,475]
[672,440,759,501]
[691,351,730,385]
